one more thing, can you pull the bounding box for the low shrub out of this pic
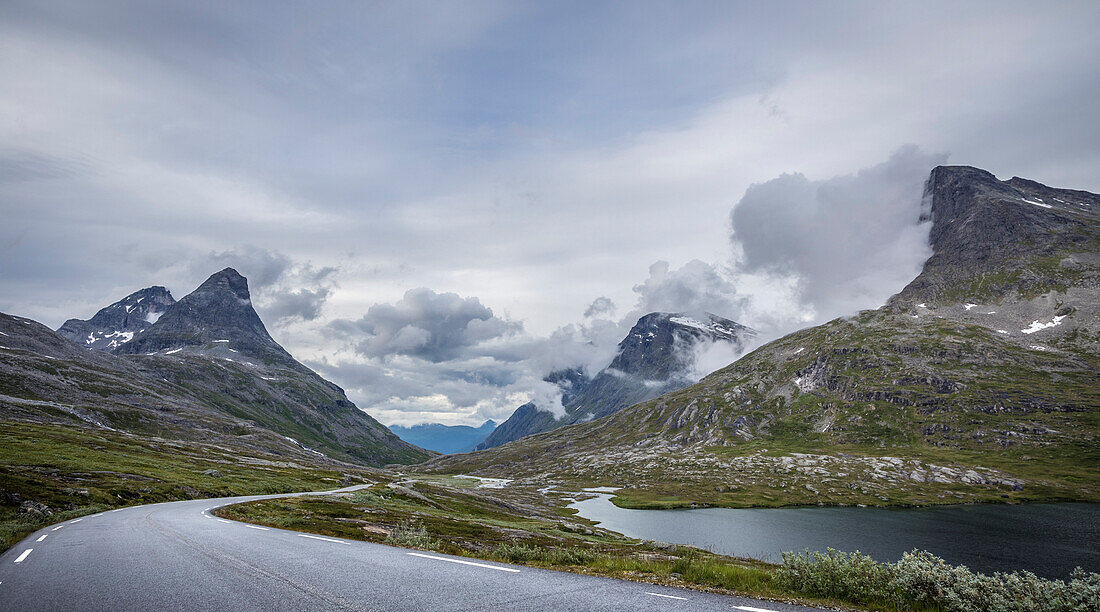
[493,543,543,563]
[776,548,899,606]
[776,547,1100,611]
[493,543,599,566]
[893,550,1100,612]
[385,520,441,551]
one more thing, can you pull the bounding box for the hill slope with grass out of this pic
[421,166,1100,508]
[1,269,435,548]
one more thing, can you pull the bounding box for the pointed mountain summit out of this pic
[609,312,755,381]
[116,268,293,365]
[477,311,756,450]
[40,268,433,466]
[57,286,175,350]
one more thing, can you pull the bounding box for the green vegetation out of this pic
[386,520,443,550]
[422,308,1099,511]
[0,420,375,552]
[215,477,1100,611]
[777,548,1100,611]
[215,479,812,606]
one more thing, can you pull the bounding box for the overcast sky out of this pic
[2,1,1098,426]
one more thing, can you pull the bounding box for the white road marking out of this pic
[407,552,520,573]
[734,606,777,612]
[646,592,687,600]
[298,534,348,544]
[70,519,82,523]
[14,549,32,563]
[51,526,63,531]
[110,508,123,513]
[217,519,232,524]
[244,525,269,530]
[35,535,47,542]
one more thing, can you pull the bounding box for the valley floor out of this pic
[212,473,1099,611]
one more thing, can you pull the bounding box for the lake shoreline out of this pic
[570,491,1100,578]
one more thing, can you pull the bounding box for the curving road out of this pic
[0,488,822,611]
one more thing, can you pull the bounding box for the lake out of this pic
[569,493,1100,578]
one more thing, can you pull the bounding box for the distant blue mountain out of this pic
[389,420,497,455]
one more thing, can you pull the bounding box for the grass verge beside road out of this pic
[0,420,375,552]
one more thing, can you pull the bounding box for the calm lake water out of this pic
[570,493,1100,578]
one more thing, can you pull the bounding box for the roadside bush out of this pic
[492,543,599,566]
[493,543,543,563]
[545,546,599,566]
[776,547,1100,611]
[775,548,898,605]
[893,550,1099,612]
[385,520,440,551]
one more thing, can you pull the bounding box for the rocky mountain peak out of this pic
[57,286,176,351]
[477,311,756,450]
[610,312,756,381]
[893,165,1099,305]
[115,269,293,364]
[195,267,251,302]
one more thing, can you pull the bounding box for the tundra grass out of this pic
[0,419,374,552]
[216,479,950,611]
[218,477,1100,610]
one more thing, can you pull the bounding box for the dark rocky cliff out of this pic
[57,286,175,350]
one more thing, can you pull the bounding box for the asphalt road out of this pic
[0,488,824,611]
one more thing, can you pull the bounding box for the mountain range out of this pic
[422,166,1100,508]
[389,421,497,454]
[1,268,432,467]
[4,164,1096,512]
[477,311,756,449]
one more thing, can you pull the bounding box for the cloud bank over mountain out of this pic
[308,146,944,424]
[3,1,1097,424]
[730,146,947,324]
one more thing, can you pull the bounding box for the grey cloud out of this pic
[262,287,331,322]
[186,246,338,325]
[0,150,91,184]
[730,146,947,320]
[200,247,291,289]
[630,259,743,320]
[313,287,613,425]
[331,288,522,363]
[583,296,615,318]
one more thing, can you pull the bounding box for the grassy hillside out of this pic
[421,310,1099,508]
[418,167,1100,509]
[0,420,378,552]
